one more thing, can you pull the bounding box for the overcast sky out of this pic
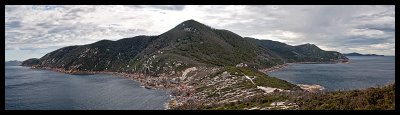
[5,5,395,61]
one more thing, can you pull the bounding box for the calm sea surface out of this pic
[5,66,171,110]
[268,56,395,91]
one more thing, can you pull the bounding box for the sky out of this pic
[5,5,395,61]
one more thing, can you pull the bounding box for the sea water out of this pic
[268,56,395,91]
[5,66,171,110]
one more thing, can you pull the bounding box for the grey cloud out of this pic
[60,6,97,20]
[317,35,394,50]
[36,22,60,29]
[126,5,186,11]
[5,5,18,12]
[344,37,390,45]
[30,5,63,11]
[148,5,186,10]
[65,6,96,13]
[5,21,22,28]
[191,5,394,55]
[62,11,80,20]
[272,6,392,54]
[357,24,395,33]
[4,5,396,59]
[48,26,76,33]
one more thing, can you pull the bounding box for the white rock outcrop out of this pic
[181,67,197,80]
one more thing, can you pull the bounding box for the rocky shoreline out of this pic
[258,63,289,73]
[296,84,325,92]
[30,66,177,88]
[259,60,350,74]
[27,66,220,109]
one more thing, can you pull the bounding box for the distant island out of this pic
[5,60,22,66]
[343,52,384,56]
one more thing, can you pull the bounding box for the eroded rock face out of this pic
[297,84,325,92]
[236,63,248,67]
[181,67,197,81]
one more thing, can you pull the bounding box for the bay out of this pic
[5,66,171,110]
[268,56,395,91]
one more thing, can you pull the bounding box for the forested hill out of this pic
[246,37,348,63]
[22,19,348,75]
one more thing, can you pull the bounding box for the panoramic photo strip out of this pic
[5,5,395,110]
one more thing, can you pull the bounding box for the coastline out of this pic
[23,60,347,109]
[258,63,289,73]
[296,84,325,92]
[259,60,350,74]
[29,66,171,88]
[258,60,349,92]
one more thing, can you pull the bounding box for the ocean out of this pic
[268,56,395,91]
[5,66,171,110]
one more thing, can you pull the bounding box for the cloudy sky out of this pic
[5,5,395,61]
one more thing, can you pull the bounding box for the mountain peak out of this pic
[299,43,317,47]
[296,43,322,51]
[181,19,201,25]
[305,43,315,45]
[171,19,212,32]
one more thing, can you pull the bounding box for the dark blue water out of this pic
[268,56,395,91]
[5,66,171,110]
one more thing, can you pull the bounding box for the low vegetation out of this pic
[199,83,395,110]
[296,84,395,110]
[224,66,299,90]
